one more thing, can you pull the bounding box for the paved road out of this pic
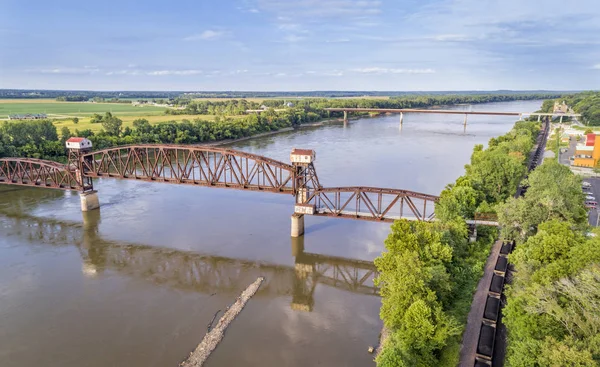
[559,138,576,166]
[583,177,600,226]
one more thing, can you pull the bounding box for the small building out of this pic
[290,148,316,164]
[574,133,600,168]
[8,113,47,120]
[286,102,294,107]
[66,137,93,150]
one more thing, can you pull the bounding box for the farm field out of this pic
[0,99,248,134]
[0,99,166,119]
[52,114,242,133]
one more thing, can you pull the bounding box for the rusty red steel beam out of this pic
[80,145,296,194]
[306,186,439,222]
[324,108,521,116]
[0,158,82,190]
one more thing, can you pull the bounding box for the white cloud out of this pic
[432,34,473,42]
[594,64,600,69]
[184,30,227,41]
[326,38,350,43]
[147,70,203,76]
[283,35,306,43]
[105,69,141,76]
[351,67,435,74]
[36,67,99,75]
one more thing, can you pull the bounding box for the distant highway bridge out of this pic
[323,107,581,126]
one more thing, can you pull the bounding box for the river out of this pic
[0,100,542,367]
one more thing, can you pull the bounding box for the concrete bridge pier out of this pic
[343,110,348,126]
[463,114,468,128]
[560,115,564,123]
[80,190,100,212]
[399,112,404,126]
[291,214,305,237]
[538,114,541,122]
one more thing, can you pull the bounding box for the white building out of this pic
[66,137,93,150]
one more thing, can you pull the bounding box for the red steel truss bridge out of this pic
[0,144,449,226]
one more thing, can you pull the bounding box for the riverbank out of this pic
[211,116,353,147]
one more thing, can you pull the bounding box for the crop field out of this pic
[52,114,242,133]
[0,99,248,134]
[0,99,166,119]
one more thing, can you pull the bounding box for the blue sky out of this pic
[0,0,599,91]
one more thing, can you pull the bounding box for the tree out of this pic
[72,117,79,124]
[101,112,123,137]
[90,113,103,124]
[498,160,587,240]
[60,127,72,141]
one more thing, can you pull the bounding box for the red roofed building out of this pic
[586,134,596,146]
[65,137,93,150]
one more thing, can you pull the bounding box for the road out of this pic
[583,177,600,226]
[559,137,576,166]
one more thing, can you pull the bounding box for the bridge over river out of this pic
[0,142,498,235]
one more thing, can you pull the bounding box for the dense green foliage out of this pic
[562,91,600,125]
[497,158,600,366]
[0,120,65,160]
[375,120,540,366]
[498,161,588,241]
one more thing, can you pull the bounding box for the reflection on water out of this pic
[0,100,542,367]
[1,210,376,305]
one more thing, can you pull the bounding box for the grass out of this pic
[52,114,246,133]
[0,99,166,119]
[0,99,246,133]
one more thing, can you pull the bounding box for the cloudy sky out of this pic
[0,0,599,91]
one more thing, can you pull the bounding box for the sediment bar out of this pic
[180,277,265,367]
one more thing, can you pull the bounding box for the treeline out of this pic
[375,120,541,366]
[0,108,322,160]
[56,96,88,102]
[496,160,600,366]
[0,120,66,160]
[563,91,600,125]
[169,93,564,118]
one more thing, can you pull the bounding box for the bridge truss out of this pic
[79,145,296,194]
[0,158,88,191]
[306,187,437,222]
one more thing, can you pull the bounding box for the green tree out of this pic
[498,160,587,240]
[72,117,79,124]
[101,112,123,137]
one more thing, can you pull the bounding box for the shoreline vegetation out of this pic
[0,93,563,161]
[374,118,541,366]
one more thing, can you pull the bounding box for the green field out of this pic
[0,99,250,134]
[0,99,166,119]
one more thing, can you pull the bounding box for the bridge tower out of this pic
[66,137,99,212]
[290,149,320,237]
